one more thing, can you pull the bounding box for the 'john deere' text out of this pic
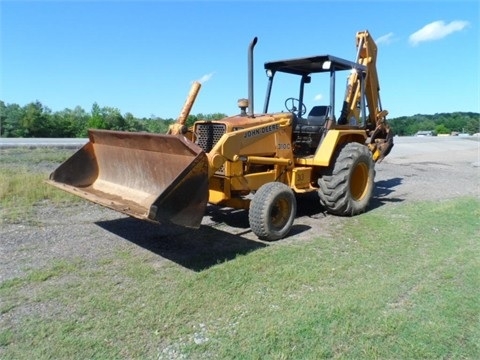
[243,124,280,138]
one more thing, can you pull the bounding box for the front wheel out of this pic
[249,182,297,241]
[318,142,375,216]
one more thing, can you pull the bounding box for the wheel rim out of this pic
[270,198,290,230]
[350,162,370,201]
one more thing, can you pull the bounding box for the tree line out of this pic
[387,112,479,136]
[0,100,478,137]
[0,100,226,138]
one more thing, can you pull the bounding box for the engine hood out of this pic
[200,112,295,131]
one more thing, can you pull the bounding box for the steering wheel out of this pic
[284,97,307,116]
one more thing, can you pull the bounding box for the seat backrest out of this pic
[306,105,329,126]
[293,105,331,136]
[296,106,330,127]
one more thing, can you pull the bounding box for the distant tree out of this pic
[50,106,89,137]
[0,101,6,137]
[465,117,479,134]
[49,112,72,137]
[124,112,147,132]
[1,103,25,137]
[71,106,90,137]
[102,107,127,131]
[195,112,227,121]
[87,103,107,130]
[143,116,174,133]
[183,112,227,128]
[22,101,51,137]
[421,119,436,131]
[435,124,450,135]
[184,114,197,128]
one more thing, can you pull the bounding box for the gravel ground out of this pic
[1,136,479,282]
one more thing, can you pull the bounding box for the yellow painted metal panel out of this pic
[244,171,277,191]
[208,176,228,204]
[295,130,367,167]
[209,189,228,204]
[292,167,312,189]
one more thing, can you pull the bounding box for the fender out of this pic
[295,129,367,167]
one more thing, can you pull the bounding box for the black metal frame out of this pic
[262,55,367,125]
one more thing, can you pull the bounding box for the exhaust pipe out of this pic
[248,37,258,117]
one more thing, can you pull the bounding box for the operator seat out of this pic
[293,105,332,155]
[294,105,330,134]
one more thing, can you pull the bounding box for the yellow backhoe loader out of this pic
[47,30,393,241]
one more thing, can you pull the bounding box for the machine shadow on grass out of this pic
[207,197,319,226]
[96,203,313,271]
[96,217,269,272]
[292,177,406,217]
[370,177,404,210]
[95,177,402,271]
[95,176,403,272]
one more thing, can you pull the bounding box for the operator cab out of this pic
[263,55,368,155]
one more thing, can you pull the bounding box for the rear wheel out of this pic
[318,142,375,216]
[249,182,297,241]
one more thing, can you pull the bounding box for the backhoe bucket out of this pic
[47,129,209,228]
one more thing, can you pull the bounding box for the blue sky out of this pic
[1,0,478,120]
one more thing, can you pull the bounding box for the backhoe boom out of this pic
[341,30,394,162]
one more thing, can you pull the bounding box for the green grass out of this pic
[0,148,80,223]
[0,147,75,166]
[1,196,479,359]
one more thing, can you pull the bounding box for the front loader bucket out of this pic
[47,129,209,228]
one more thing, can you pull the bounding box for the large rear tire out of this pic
[318,142,375,216]
[249,182,297,241]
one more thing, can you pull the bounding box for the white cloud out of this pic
[314,94,323,101]
[197,72,215,84]
[376,32,394,45]
[409,20,469,46]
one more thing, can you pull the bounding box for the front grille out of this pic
[195,123,227,175]
[195,123,226,152]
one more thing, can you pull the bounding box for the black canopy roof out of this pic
[264,55,366,76]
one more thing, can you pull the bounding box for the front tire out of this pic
[318,142,375,216]
[249,182,297,241]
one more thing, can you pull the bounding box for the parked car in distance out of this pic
[415,130,436,137]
